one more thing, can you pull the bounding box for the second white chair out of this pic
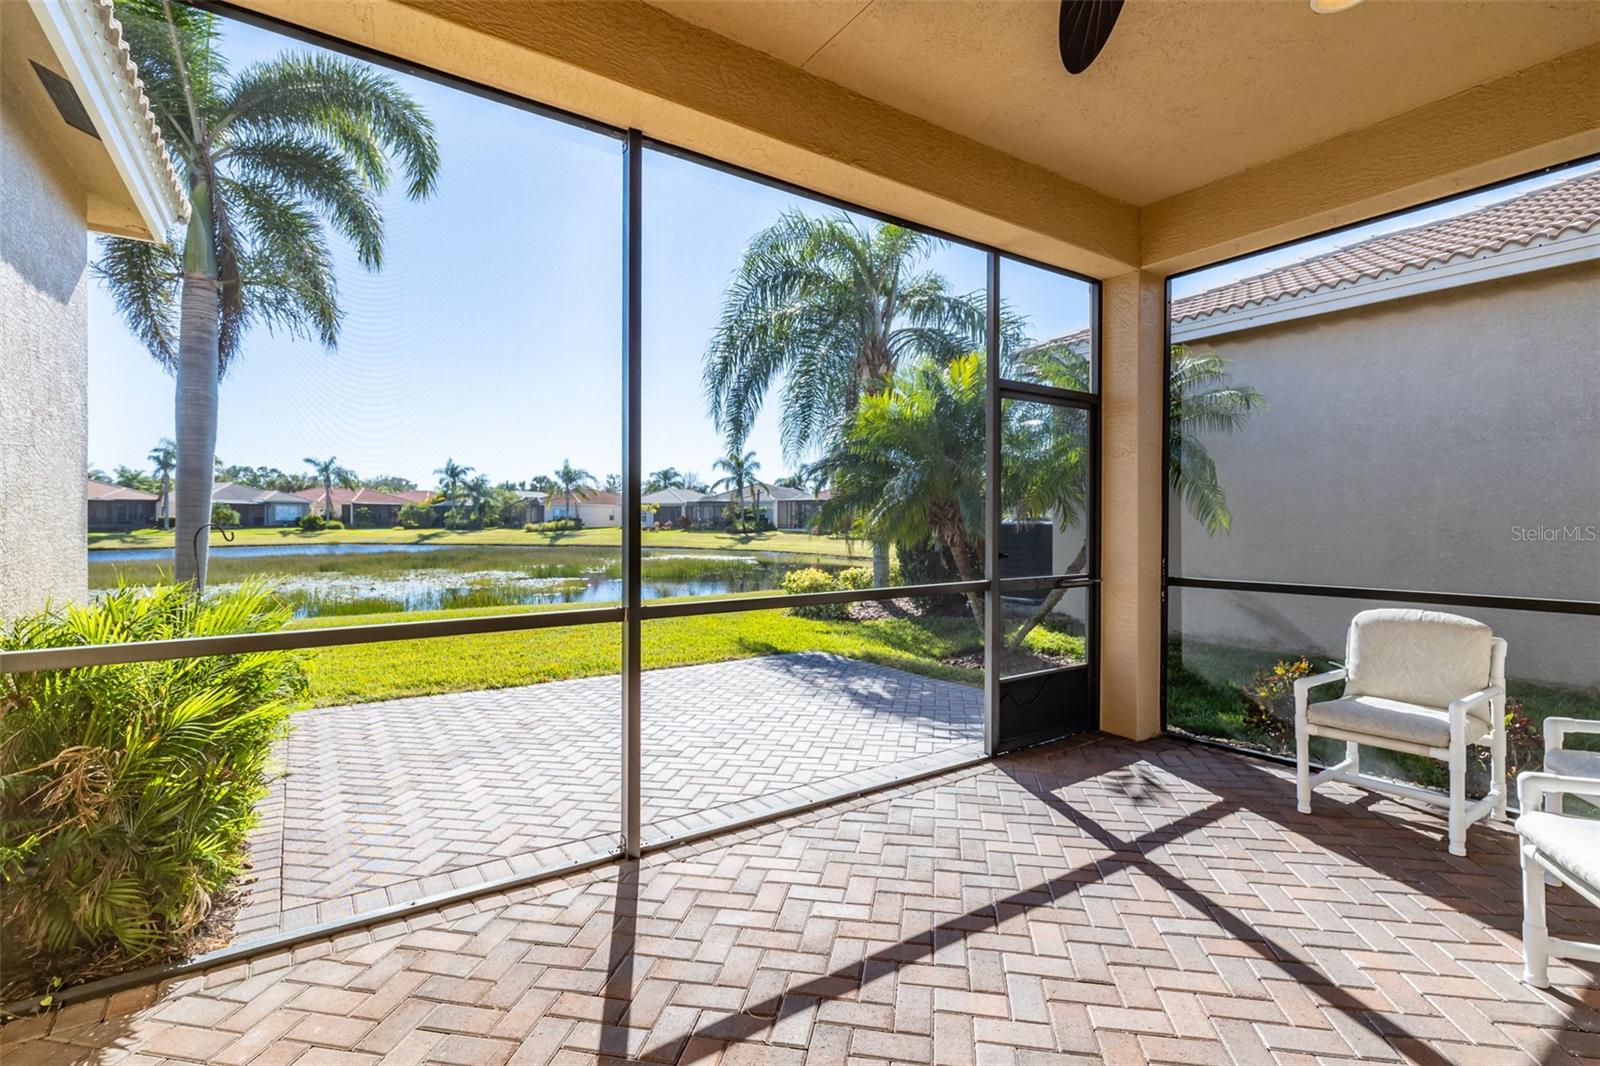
[1293,608,1506,856]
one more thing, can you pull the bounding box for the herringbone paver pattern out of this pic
[8,735,1596,1065]
[238,654,984,938]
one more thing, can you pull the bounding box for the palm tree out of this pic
[94,0,438,591]
[644,467,686,493]
[304,456,355,523]
[1000,337,1265,646]
[462,474,495,528]
[148,438,176,528]
[434,459,474,502]
[703,212,1002,583]
[815,354,989,626]
[711,448,760,529]
[553,460,596,520]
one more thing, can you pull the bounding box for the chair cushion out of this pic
[1517,811,1600,889]
[1547,748,1600,779]
[1343,608,1494,709]
[1308,695,1490,748]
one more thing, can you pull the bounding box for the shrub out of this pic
[298,513,326,532]
[525,518,582,533]
[1242,658,1315,740]
[835,566,872,592]
[396,502,432,528]
[210,503,241,527]
[0,583,306,978]
[324,519,345,530]
[782,567,847,620]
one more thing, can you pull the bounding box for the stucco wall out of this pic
[1,98,90,620]
[1170,260,1600,687]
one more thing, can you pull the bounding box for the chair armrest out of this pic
[1518,770,1600,811]
[1293,668,1346,722]
[1447,687,1502,732]
[1544,716,1600,754]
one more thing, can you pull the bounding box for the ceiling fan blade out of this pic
[1059,0,1125,74]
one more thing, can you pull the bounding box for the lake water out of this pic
[89,542,845,617]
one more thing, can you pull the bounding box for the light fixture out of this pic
[1309,0,1367,12]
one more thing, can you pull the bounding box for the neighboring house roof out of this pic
[697,482,817,504]
[392,490,435,504]
[293,486,414,508]
[642,487,703,505]
[567,490,622,507]
[210,482,309,506]
[1023,170,1600,350]
[86,479,156,501]
[515,491,548,502]
[26,0,189,238]
[1174,170,1600,327]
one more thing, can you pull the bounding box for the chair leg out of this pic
[1296,725,1312,815]
[1346,739,1360,777]
[1448,727,1467,857]
[1521,844,1550,988]
[1491,720,1507,821]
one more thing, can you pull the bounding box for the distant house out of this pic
[642,486,702,527]
[188,483,309,527]
[546,489,621,528]
[685,482,824,530]
[512,491,547,525]
[86,480,157,531]
[294,486,414,527]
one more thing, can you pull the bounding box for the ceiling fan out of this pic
[1059,0,1366,75]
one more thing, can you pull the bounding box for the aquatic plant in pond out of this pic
[89,544,848,617]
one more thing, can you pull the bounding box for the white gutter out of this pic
[1173,228,1600,342]
[29,0,190,240]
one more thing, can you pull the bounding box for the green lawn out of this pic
[291,603,982,706]
[89,525,867,559]
[289,599,1085,708]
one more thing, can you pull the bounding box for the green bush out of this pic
[782,567,847,619]
[324,519,345,530]
[297,513,326,532]
[0,583,306,976]
[525,518,582,533]
[210,503,241,527]
[396,501,433,528]
[835,566,872,592]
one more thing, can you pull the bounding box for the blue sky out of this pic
[86,12,1091,490]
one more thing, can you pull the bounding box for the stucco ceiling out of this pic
[643,0,1600,207]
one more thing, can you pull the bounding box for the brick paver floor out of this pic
[238,653,985,939]
[7,734,1596,1065]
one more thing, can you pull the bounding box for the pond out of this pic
[88,543,847,618]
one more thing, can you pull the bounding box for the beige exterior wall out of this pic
[0,96,90,620]
[1170,260,1600,687]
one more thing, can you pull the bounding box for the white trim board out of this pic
[29,0,187,241]
[1173,228,1600,343]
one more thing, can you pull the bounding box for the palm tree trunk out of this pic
[1003,541,1089,649]
[871,540,891,587]
[173,270,221,590]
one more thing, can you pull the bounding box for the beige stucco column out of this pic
[1099,270,1166,740]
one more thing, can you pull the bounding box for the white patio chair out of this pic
[1292,608,1506,856]
[1516,771,1600,988]
[1542,717,1600,813]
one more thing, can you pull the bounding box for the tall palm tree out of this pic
[553,460,596,520]
[434,459,474,502]
[304,456,355,523]
[703,212,1000,583]
[711,448,760,528]
[148,438,176,528]
[95,0,438,591]
[815,354,989,626]
[462,474,494,528]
